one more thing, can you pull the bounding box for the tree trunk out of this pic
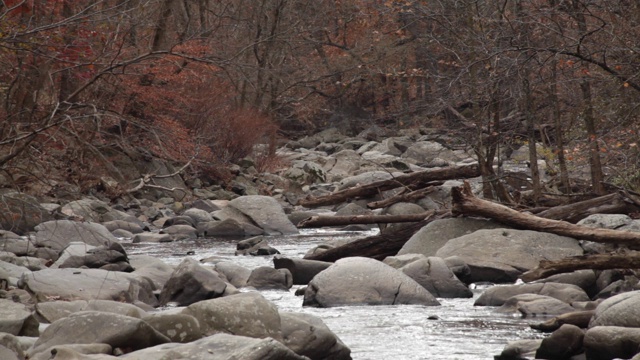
[298,211,435,228]
[451,181,640,246]
[535,192,640,223]
[520,252,640,282]
[298,163,480,207]
[366,186,438,209]
[304,211,450,262]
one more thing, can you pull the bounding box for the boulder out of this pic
[589,290,640,328]
[531,310,596,332]
[213,262,251,288]
[496,294,576,317]
[36,299,147,323]
[183,292,283,341]
[584,326,640,360]
[128,255,175,290]
[0,193,53,235]
[535,324,585,360]
[27,311,170,357]
[246,267,293,290]
[0,299,39,336]
[201,218,261,237]
[158,258,227,306]
[273,256,332,285]
[60,198,129,223]
[101,220,145,234]
[0,260,31,287]
[495,339,542,360]
[303,257,440,307]
[280,311,351,360]
[19,268,156,305]
[337,171,394,190]
[398,217,505,257]
[435,229,583,283]
[131,232,173,243]
[475,283,589,306]
[228,196,298,235]
[183,208,214,225]
[121,333,307,360]
[34,220,118,251]
[533,270,598,298]
[0,333,25,360]
[28,344,113,360]
[235,236,280,256]
[142,312,202,343]
[577,214,632,229]
[159,224,198,239]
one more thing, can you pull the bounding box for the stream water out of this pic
[123,229,545,360]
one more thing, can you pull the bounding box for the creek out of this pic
[123,229,545,360]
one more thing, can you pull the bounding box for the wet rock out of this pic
[158,258,227,307]
[584,326,640,360]
[235,236,279,256]
[435,229,583,283]
[280,311,352,360]
[496,294,576,317]
[131,232,173,243]
[530,310,595,332]
[303,257,440,307]
[273,256,332,285]
[495,339,542,360]
[246,267,293,290]
[183,292,283,341]
[535,324,585,360]
[475,283,589,306]
[201,219,248,237]
[27,311,170,358]
[34,220,118,251]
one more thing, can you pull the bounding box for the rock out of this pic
[384,255,472,298]
[142,312,202,343]
[120,333,307,360]
[0,333,25,360]
[398,218,505,257]
[495,339,542,360]
[128,255,175,290]
[435,229,583,283]
[183,208,214,225]
[535,324,585,360]
[577,214,632,229]
[0,193,53,235]
[475,283,589,306]
[58,249,129,271]
[534,270,598,298]
[589,290,640,327]
[235,236,279,256]
[183,292,283,341]
[334,203,372,216]
[28,344,113,360]
[531,310,596,332]
[162,215,195,227]
[0,260,31,287]
[27,311,170,357]
[36,299,147,323]
[213,262,251,288]
[19,268,156,305]
[34,220,118,251]
[158,258,227,306]
[60,198,129,223]
[159,224,198,239]
[584,326,640,360]
[379,202,426,232]
[131,232,173,243]
[324,150,362,182]
[228,196,298,235]
[496,294,576,317]
[101,220,145,234]
[201,218,261,237]
[0,235,36,257]
[187,199,222,213]
[337,171,394,190]
[303,257,440,307]
[246,267,293,290]
[0,299,39,336]
[0,251,45,271]
[273,256,332,285]
[280,312,351,360]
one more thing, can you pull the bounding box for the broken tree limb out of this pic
[451,181,640,246]
[298,163,480,207]
[535,192,640,223]
[520,252,640,282]
[366,185,439,209]
[297,211,435,228]
[304,211,450,262]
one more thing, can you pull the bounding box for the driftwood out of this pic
[298,211,435,228]
[298,164,480,207]
[451,181,640,246]
[520,252,640,282]
[366,186,439,209]
[304,211,450,262]
[535,191,640,223]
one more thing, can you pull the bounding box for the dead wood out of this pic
[520,252,640,282]
[298,211,435,228]
[298,163,480,207]
[535,192,640,223]
[451,181,640,246]
[366,186,439,209]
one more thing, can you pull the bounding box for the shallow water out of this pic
[123,229,545,360]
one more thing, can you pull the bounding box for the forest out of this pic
[1,0,639,202]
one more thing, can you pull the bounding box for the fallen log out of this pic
[520,252,640,282]
[298,163,480,207]
[304,211,450,262]
[298,211,434,228]
[451,181,640,246]
[366,186,439,209]
[535,192,640,223]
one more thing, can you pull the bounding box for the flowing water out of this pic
[123,229,545,360]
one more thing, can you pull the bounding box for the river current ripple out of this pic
[123,229,545,360]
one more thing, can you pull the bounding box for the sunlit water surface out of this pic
[123,229,544,360]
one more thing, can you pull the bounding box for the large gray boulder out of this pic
[128,255,175,290]
[589,290,640,328]
[228,196,298,235]
[496,294,576,317]
[535,324,585,360]
[27,311,170,357]
[158,258,227,306]
[280,311,351,360]
[385,255,472,298]
[435,229,583,283]
[584,326,640,360]
[36,299,147,323]
[398,217,505,257]
[121,333,307,360]
[303,257,440,307]
[142,312,202,343]
[0,299,39,336]
[246,266,293,290]
[213,261,252,288]
[34,220,118,251]
[183,292,283,341]
[19,268,156,305]
[273,256,332,285]
[475,283,590,306]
